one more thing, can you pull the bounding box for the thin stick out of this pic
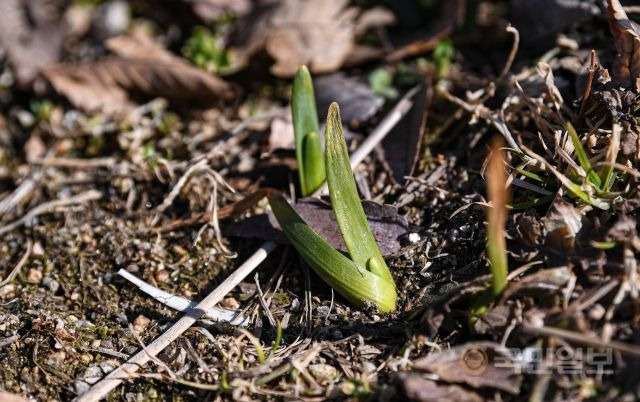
[520,324,640,358]
[0,190,103,236]
[75,241,277,402]
[28,157,118,168]
[0,239,32,286]
[117,269,248,326]
[577,50,597,124]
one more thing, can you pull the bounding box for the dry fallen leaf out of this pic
[231,0,394,77]
[395,374,483,402]
[314,73,384,127]
[413,342,522,394]
[543,199,583,255]
[0,0,63,84]
[607,0,640,91]
[41,31,231,114]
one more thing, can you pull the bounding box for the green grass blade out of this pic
[565,121,602,189]
[292,66,323,196]
[269,193,397,313]
[324,103,394,283]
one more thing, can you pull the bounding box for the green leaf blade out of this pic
[565,121,602,189]
[324,103,393,283]
[292,65,323,196]
[269,193,397,313]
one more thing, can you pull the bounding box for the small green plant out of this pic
[291,66,325,196]
[369,68,398,99]
[433,38,454,80]
[182,27,231,74]
[269,103,397,313]
[471,138,509,319]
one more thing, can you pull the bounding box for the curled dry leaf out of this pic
[231,0,395,77]
[607,0,640,91]
[543,199,583,254]
[413,342,522,394]
[41,31,231,114]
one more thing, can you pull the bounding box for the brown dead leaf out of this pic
[413,342,522,394]
[0,0,63,84]
[543,199,583,255]
[315,73,384,127]
[41,31,231,114]
[394,374,483,402]
[607,0,640,91]
[231,0,395,77]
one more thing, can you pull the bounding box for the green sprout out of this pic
[471,138,509,319]
[433,38,454,80]
[269,103,397,313]
[182,27,230,74]
[369,68,398,99]
[513,119,619,211]
[292,66,325,196]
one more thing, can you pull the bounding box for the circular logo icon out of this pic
[460,347,488,376]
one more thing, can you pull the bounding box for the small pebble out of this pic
[408,233,421,243]
[290,298,300,312]
[91,340,101,348]
[588,304,605,321]
[27,269,43,284]
[154,270,169,283]
[32,242,45,256]
[42,277,59,293]
[79,354,93,364]
[0,284,16,298]
[317,306,330,315]
[132,315,150,331]
[74,380,90,395]
[221,297,239,309]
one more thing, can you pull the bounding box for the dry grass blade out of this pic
[486,138,510,297]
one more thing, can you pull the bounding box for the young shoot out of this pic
[471,138,510,319]
[269,103,397,313]
[292,65,325,196]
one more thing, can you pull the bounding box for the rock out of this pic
[79,365,103,385]
[0,284,16,298]
[74,380,91,395]
[26,269,42,284]
[309,364,339,385]
[132,315,150,331]
[154,270,169,283]
[42,277,59,293]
